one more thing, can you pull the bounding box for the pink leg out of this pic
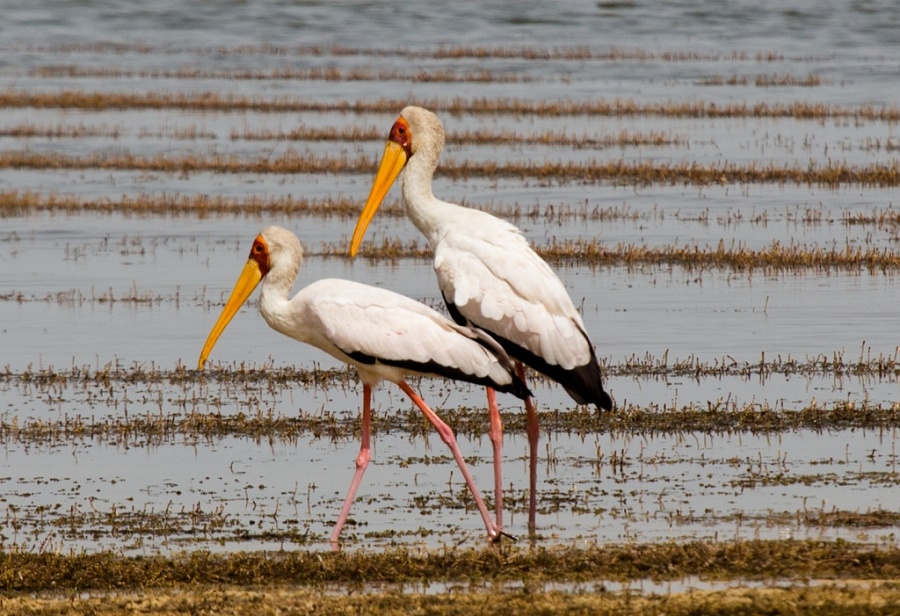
[329,383,373,546]
[517,363,538,535]
[486,387,503,528]
[398,381,501,542]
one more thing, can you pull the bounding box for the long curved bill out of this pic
[349,140,408,258]
[197,259,263,369]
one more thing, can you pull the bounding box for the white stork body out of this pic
[350,106,612,532]
[263,276,524,392]
[428,205,601,404]
[199,226,528,545]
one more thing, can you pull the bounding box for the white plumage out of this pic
[433,229,590,372]
[350,105,613,533]
[268,277,516,387]
[198,226,527,544]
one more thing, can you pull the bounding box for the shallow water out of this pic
[0,1,898,554]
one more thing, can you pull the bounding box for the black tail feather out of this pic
[444,297,612,411]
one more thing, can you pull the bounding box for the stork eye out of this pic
[390,119,412,154]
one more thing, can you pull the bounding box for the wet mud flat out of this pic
[2,2,900,611]
[0,357,898,547]
[1,364,900,614]
[1,541,900,614]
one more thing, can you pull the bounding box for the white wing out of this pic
[434,211,592,371]
[293,279,514,385]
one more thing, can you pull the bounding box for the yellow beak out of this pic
[349,140,408,258]
[197,258,264,369]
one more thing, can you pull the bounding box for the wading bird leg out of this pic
[399,381,501,542]
[330,383,373,546]
[486,386,503,528]
[517,362,539,536]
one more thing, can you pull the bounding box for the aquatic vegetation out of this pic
[1,539,899,591]
[3,89,900,121]
[1,149,899,186]
[2,20,898,613]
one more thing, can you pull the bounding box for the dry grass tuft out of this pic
[0,190,401,219]
[2,149,898,187]
[2,89,900,121]
[3,582,900,615]
[0,539,899,593]
[341,237,900,273]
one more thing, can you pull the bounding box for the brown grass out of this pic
[4,347,896,385]
[541,237,900,273]
[0,122,122,139]
[1,150,899,187]
[0,190,402,219]
[0,540,898,592]
[4,192,897,234]
[2,398,899,446]
[2,214,895,271]
[232,125,687,148]
[3,582,900,615]
[699,73,823,87]
[31,65,531,83]
[2,89,900,120]
[26,66,825,89]
[0,232,897,276]
[1,352,897,442]
[0,43,786,62]
[338,237,900,273]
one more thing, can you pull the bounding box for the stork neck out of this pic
[401,162,462,242]
[258,263,302,341]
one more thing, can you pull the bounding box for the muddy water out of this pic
[1,1,899,553]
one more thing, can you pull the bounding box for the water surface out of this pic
[0,0,898,554]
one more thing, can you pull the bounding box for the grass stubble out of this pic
[5,89,900,120]
[1,356,899,613]
[2,193,899,276]
[3,45,900,614]
[1,148,899,187]
[4,191,899,227]
[3,350,900,442]
[1,541,900,614]
[0,42,832,62]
